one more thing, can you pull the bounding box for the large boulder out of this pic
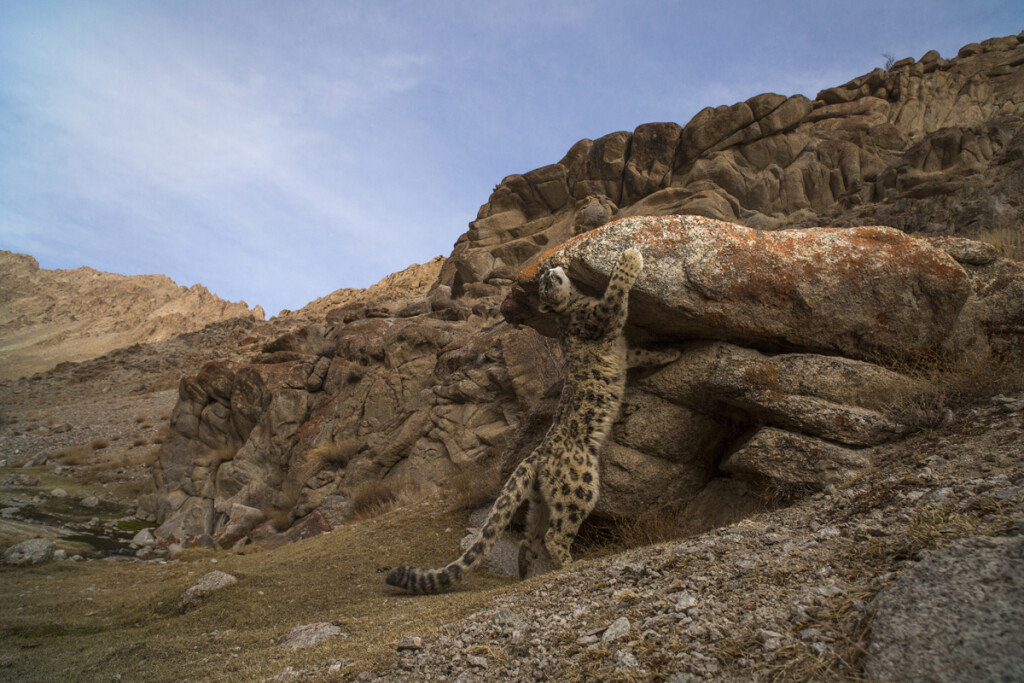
[638,341,921,446]
[503,215,974,362]
[866,536,1024,681]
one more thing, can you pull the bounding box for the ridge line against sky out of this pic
[1,1,1021,316]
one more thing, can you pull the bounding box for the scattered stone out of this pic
[80,495,100,508]
[602,617,630,643]
[131,529,156,546]
[466,655,488,669]
[281,622,345,649]
[396,636,423,652]
[177,570,238,613]
[50,488,68,498]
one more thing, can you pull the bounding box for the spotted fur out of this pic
[386,248,644,594]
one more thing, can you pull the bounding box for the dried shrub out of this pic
[610,505,689,549]
[873,346,1024,430]
[348,477,429,520]
[302,438,361,479]
[977,224,1024,261]
[446,462,501,511]
[90,438,110,450]
[52,445,91,466]
[152,425,172,445]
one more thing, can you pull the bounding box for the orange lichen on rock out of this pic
[505,214,978,362]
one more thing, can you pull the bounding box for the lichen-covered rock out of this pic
[504,215,974,363]
[178,570,238,613]
[3,538,56,566]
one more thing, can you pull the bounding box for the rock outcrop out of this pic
[145,34,1024,549]
[0,251,264,381]
[441,33,1024,295]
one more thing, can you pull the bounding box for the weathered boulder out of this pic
[178,570,238,613]
[866,535,1024,681]
[503,215,974,363]
[638,341,920,446]
[720,426,870,492]
[212,503,267,548]
[3,538,56,566]
[154,496,214,543]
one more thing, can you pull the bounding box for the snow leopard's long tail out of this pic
[385,456,539,594]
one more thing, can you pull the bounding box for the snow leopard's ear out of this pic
[539,302,552,313]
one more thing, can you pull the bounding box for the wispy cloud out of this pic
[1,1,1021,315]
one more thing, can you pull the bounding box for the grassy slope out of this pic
[0,500,514,682]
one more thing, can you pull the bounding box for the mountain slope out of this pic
[0,251,264,381]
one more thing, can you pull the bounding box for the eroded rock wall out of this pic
[441,34,1024,295]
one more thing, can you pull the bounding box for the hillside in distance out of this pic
[0,251,265,382]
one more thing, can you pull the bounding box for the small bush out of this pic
[610,506,688,550]
[876,347,1024,429]
[90,438,110,450]
[302,438,362,479]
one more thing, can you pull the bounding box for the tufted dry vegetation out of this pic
[872,345,1024,431]
[348,476,433,520]
[446,462,502,511]
[977,224,1024,261]
[300,437,361,481]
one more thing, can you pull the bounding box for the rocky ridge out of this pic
[146,35,1024,555]
[440,33,1024,295]
[281,256,446,321]
[0,251,265,382]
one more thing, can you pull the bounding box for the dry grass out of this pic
[976,224,1024,261]
[89,437,110,450]
[301,437,362,481]
[51,445,92,466]
[348,477,432,520]
[609,505,689,550]
[0,500,513,682]
[874,346,1024,430]
[446,462,502,511]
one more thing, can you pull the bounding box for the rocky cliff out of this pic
[0,251,265,382]
[147,35,1024,559]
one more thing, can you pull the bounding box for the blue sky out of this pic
[1,1,1021,316]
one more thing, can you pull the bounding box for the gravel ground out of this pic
[355,395,1024,682]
